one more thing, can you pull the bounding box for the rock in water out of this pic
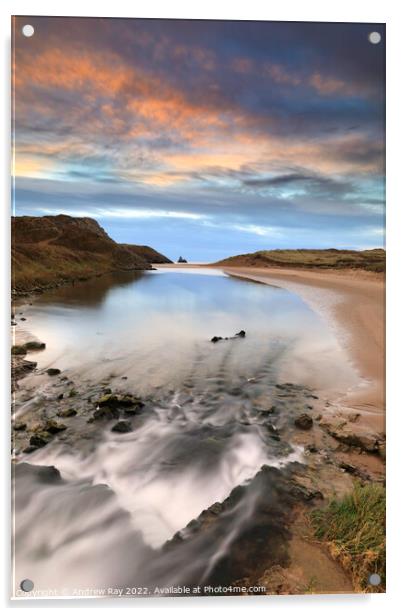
[111,420,132,433]
[57,408,77,418]
[294,413,313,430]
[46,368,61,376]
[29,433,50,448]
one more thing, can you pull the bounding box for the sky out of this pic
[12,17,385,261]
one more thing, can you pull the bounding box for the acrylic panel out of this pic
[11,16,385,599]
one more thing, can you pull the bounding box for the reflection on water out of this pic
[13,268,359,597]
[17,267,357,394]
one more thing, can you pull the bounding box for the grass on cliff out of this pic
[310,482,385,592]
[216,249,385,272]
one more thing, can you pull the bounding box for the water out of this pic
[12,268,359,597]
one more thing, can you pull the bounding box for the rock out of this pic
[294,413,313,430]
[23,445,37,454]
[97,393,144,409]
[29,433,50,448]
[57,393,64,400]
[348,413,361,423]
[258,406,276,416]
[46,368,61,376]
[24,341,46,351]
[13,421,27,431]
[320,420,383,453]
[11,345,26,356]
[93,406,120,420]
[305,444,318,453]
[20,317,26,321]
[43,419,67,434]
[211,336,223,343]
[211,331,246,343]
[57,408,77,418]
[111,420,132,433]
[177,256,188,263]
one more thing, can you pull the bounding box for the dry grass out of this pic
[216,249,385,272]
[310,483,385,592]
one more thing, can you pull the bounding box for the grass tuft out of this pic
[310,482,385,593]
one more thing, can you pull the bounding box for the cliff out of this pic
[11,215,169,294]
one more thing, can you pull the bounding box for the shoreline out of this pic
[218,266,385,433]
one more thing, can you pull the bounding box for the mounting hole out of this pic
[20,579,34,592]
[368,31,381,45]
[368,573,381,586]
[22,24,34,38]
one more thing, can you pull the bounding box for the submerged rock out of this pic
[294,414,313,430]
[111,420,132,433]
[57,408,77,418]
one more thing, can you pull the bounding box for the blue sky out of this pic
[12,17,385,261]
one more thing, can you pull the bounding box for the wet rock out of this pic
[13,421,27,431]
[29,433,51,448]
[111,420,132,433]
[11,345,26,356]
[43,419,67,434]
[46,368,61,376]
[211,331,246,343]
[11,357,37,391]
[24,341,46,351]
[97,393,144,409]
[319,420,383,454]
[93,406,120,420]
[57,408,77,418]
[294,413,313,430]
[211,336,223,343]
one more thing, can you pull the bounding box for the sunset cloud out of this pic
[12,17,385,259]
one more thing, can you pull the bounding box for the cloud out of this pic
[11,16,385,257]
